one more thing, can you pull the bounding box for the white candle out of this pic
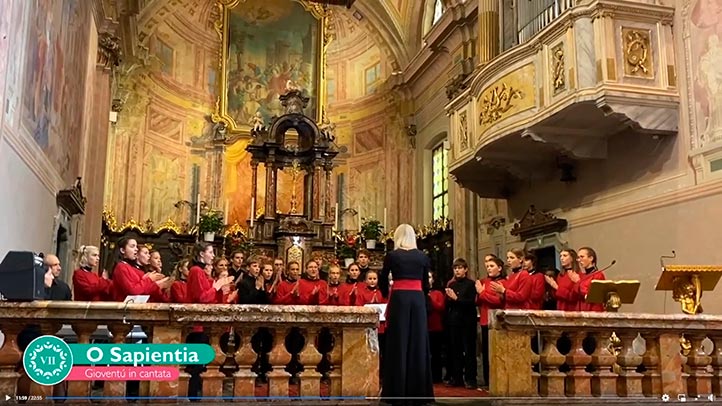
[383,207,387,229]
[357,206,361,230]
[195,193,201,225]
[334,203,339,230]
[250,198,255,228]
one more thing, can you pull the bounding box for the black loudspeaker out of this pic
[0,251,47,301]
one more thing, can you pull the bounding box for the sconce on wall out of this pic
[405,115,417,149]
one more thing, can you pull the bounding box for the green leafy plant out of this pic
[198,210,224,233]
[360,218,383,240]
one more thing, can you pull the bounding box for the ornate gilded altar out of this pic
[245,89,338,266]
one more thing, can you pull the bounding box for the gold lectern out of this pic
[655,265,722,315]
[587,280,641,312]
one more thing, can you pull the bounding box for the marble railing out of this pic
[0,302,379,402]
[489,310,722,399]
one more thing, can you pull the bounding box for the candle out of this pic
[334,203,339,231]
[224,199,229,222]
[195,193,201,225]
[250,198,255,228]
[383,207,387,229]
[357,206,361,230]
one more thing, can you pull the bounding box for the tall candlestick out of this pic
[383,207,387,229]
[195,193,201,225]
[250,198,255,228]
[334,203,339,231]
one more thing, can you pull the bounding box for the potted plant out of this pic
[360,218,383,249]
[336,233,358,267]
[198,210,224,241]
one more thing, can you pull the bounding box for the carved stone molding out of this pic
[510,205,567,240]
[622,28,653,78]
[56,177,87,216]
[459,111,469,150]
[478,83,524,125]
[97,32,122,70]
[551,43,565,93]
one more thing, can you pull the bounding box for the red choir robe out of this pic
[555,271,581,311]
[111,261,166,302]
[170,280,188,303]
[476,277,505,326]
[337,279,364,306]
[186,264,222,304]
[503,269,532,309]
[274,279,304,305]
[427,289,445,332]
[578,269,606,312]
[73,267,113,301]
[300,278,328,305]
[527,270,546,310]
[355,285,388,333]
[326,282,342,305]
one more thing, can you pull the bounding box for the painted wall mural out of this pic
[690,0,722,146]
[18,0,91,184]
[218,0,325,132]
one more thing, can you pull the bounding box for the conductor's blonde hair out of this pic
[393,224,417,250]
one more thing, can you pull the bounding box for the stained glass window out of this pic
[432,144,448,220]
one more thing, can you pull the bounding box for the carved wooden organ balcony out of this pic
[446,0,678,198]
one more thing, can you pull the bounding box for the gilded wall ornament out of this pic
[157,219,182,234]
[622,28,653,78]
[551,43,565,93]
[478,83,524,125]
[459,111,469,149]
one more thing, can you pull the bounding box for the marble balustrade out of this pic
[489,310,722,399]
[0,302,380,402]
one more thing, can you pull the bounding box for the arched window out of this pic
[432,143,449,220]
[432,0,444,25]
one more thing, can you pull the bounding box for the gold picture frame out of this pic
[213,0,331,135]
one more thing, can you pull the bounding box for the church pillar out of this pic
[452,183,480,277]
[312,163,323,221]
[478,0,501,64]
[82,32,120,246]
[250,160,258,220]
[265,162,277,218]
[324,164,333,224]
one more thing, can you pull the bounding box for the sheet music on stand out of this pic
[124,295,150,304]
[365,304,387,322]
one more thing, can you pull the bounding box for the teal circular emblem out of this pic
[22,335,73,386]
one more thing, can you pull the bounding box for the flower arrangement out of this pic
[335,232,359,259]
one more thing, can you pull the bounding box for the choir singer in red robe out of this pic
[545,249,582,311]
[111,238,171,302]
[274,261,304,304]
[577,247,606,312]
[299,260,328,305]
[73,245,113,301]
[186,243,235,304]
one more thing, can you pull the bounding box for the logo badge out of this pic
[23,335,73,386]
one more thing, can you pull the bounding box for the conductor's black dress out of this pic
[379,248,435,405]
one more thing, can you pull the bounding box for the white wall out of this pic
[0,138,58,256]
